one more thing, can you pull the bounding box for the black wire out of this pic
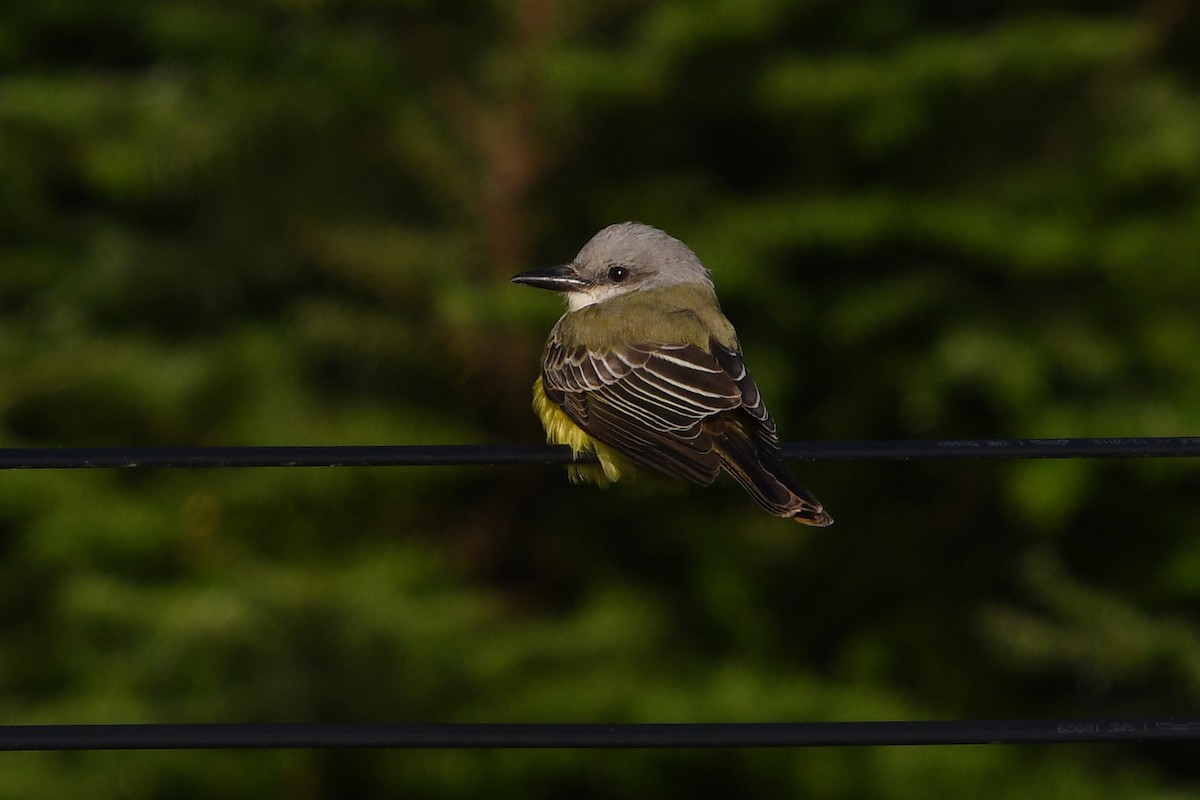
[0,445,565,470]
[781,436,1200,461]
[0,437,1198,469]
[2,719,1199,751]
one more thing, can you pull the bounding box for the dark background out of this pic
[2,0,1200,796]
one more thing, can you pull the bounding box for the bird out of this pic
[511,221,832,526]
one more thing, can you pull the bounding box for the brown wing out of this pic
[542,337,831,525]
[541,337,777,485]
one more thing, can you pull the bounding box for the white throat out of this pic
[566,292,599,312]
[565,285,628,312]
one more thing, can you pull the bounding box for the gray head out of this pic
[512,222,713,311]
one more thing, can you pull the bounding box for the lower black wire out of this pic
[2,719,1199,751]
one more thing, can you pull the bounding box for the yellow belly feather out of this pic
[532,376,634,486]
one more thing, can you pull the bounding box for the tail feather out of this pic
[713,420,833,527]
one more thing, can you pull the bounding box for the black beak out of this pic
[511,264,589,292]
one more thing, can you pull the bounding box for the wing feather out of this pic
[542,337,778,484]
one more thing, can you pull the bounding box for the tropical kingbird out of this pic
[512,221,833,526]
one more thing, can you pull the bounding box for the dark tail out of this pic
[715,424,834,527]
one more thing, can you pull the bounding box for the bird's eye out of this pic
[607,266,629,282]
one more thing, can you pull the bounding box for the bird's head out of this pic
[512,222,713,312]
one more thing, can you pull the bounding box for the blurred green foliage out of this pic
[2,0,1200,796]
